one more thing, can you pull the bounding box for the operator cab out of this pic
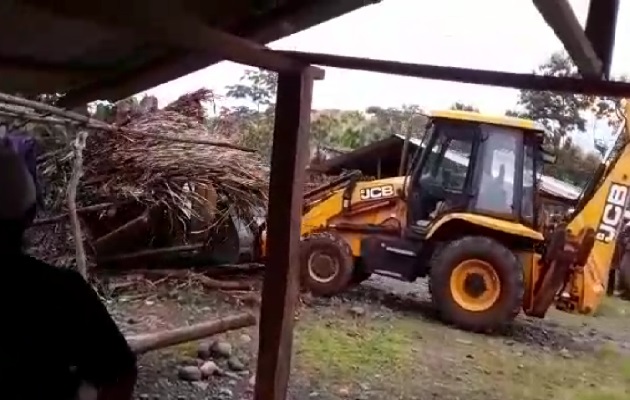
[407,110,547,235]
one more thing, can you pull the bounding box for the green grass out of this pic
[295,316,417,381]
[293,307,630,400]
[594,297,630,318]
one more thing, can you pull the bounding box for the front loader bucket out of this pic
[196,208,265,265]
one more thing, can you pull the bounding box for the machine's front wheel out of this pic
[429,236,524,333]
[300,232,354,296]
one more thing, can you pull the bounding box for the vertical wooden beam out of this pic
[254,69,315,400]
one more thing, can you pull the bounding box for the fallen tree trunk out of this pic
[93,206,161,257]
[142,269,254,290]
[127,312,256,354]
[31,203,114,227]
[98,244,206,264]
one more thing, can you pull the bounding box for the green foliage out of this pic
[505,51,626,186]
[296,315,415,379]
[220,68,278,160]
[450,102,480,112]
[222,56,618,187]
[222,68,429,160]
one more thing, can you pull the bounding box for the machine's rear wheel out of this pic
[429,236,524,333]
[300,232,354,296]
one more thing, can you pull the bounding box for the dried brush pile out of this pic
[82,89,269,223]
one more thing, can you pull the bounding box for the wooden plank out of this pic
[51,0,367,106]
[26,1,323,94]
[279,50,630,98]
[254,69,315,400]
[532,0,603,77]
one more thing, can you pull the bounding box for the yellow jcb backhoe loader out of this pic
[256,101,630,333]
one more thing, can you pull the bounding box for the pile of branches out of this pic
[82,89,269,224]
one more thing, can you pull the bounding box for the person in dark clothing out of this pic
[2,131,44,211]
[0,146,137,400]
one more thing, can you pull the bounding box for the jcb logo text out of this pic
[596,183,630,243]
[359,185,395,201]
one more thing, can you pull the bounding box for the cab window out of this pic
[419,125,473,192]
[521,142,536,224]
[476,124,520,216]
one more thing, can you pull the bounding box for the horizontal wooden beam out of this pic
[533,0,603,77]
[278,50,630,97]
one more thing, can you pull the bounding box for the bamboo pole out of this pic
[127,312,256,354]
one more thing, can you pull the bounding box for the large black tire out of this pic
[300,232,354,296]
[429,236,524,333]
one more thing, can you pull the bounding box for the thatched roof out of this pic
[0,0,377,106]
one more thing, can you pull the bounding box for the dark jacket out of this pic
[3,132,43,209]
[3,255,137,399]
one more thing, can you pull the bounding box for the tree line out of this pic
[216,51,626,188]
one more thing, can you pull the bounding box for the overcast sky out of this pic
[141,0,630,152]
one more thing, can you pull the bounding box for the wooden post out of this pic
[254,69,315,400]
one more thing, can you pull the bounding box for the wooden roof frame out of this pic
[1,2,627,400]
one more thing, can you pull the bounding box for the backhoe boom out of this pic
[556,100,630,314]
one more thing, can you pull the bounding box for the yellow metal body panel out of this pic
[300,176,408,256]
[429,109,545,133]
[517,251,542,313]
[564,100,630,315]
[426,213,544,241]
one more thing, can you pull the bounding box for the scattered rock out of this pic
[218,387,233,398]
[239,334,252,344]
[338,387,350,396]
[197,342,212,360]
[211,341,233,358]
[228,356,246,371]
[192,381,209,390]
[455,338,473,345]
[200,360,220,377]
[249,374,256,386]
[127,317,138,324]
[349,306,366,317]
[179,356,202,367]
[138,394,149,400]
[177,366,202,382]
[559,348,573,359]
[220,370,241,380]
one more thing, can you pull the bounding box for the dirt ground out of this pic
[105,274,630,400]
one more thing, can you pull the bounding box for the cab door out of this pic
[407,120,479,232]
